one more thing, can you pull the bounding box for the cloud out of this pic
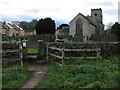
[0,14,69,27]
[24,9,41,13]
[0,0,11,5]
[104,9,117,15]
[0,0,118,29]
[98,1,113,6]
[54,19,69,27]
[0,14,39,22]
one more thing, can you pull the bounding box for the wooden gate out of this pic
[2,40,28,67]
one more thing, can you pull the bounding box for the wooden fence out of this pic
[2,40,28,67]
[46,42,101,65]
[37,41,119,65]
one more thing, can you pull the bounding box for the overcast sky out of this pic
[0,0,119,29]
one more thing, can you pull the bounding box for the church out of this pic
[69,8,104,38]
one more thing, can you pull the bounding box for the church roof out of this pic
[87,16,104,26]
[69,13,96,27]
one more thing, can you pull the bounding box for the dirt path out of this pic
[18,64,48,89]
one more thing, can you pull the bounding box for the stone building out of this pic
[0,22,24,37]
[55,26,69,36]
[69,8,104,39]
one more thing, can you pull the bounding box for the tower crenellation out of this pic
[91,8,103,23]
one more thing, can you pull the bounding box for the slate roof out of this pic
[0,22,24,31]
[69,13,96,27]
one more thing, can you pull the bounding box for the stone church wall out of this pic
[69,14,95,38]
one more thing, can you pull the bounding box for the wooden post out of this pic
[62,48,64,65]
[97,48,100,63]
[19,42,23,67]
[21,40,28,67]
[22,40,28,59]
[38,40,44,57]
[46,42,49,61]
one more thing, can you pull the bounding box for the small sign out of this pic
[23,42,26,47]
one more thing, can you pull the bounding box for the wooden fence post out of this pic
[21,40,28,67]
[46,42,49,61]
[97,48,100,63]
[62,48,64,65]
[38,40,44,57]
[22,40,28,59]
[19,42,23,67]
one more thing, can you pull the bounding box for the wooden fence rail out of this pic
[2,40,28,67]
[37,41,119,66]
[46,42,101,65]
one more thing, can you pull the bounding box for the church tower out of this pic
[91,8,103,23]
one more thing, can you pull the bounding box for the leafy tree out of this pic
[20,19,38,32]
[111,22,120,41]
[57,24,69,29]
[35,18,55,35]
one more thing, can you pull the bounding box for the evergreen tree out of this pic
[111,22,120,41]
[35,18,56,35]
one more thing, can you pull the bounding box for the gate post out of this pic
[19,42,23,67]
[38,40,46,59]
[46,42,49,61]
[21,40,28,62]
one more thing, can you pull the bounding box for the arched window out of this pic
[76,19,83,33]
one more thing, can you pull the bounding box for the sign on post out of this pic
[23,42,27,47]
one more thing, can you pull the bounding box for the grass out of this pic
[87,40,94,43]
[2,63,32,89]
[35,56,119,89]
[28,47,38,53]
[10,39,27,43]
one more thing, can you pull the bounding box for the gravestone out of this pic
[73,33,83,42]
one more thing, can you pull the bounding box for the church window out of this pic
[94,13,97,16]
[76,19,83,33]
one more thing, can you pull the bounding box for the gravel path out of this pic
[18,64,48,89]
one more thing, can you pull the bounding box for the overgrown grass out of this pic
[35,56,119,89]
[2,63,32,89]
[28,47,38,53]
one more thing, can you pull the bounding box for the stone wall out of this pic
[38,42,119,58]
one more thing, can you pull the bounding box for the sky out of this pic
[0,0,119,29]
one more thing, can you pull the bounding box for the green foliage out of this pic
[2,64,31,88]
[11,39,17,43]
[36,18,55,35]
[57,24,69,29]
[35,56,119,89]
[111,22,120,41]
[84,81,104,88]
[28,48,38,53]
[10,36,28,43]
[20,19,38,32]
[87,40,93,43]
[68,40,73,43]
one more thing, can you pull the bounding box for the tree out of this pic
[57,24,69,29]
[35,18,56,35]
[111,22,120,41]
[106,22,113,30]
[20,19,38,32]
